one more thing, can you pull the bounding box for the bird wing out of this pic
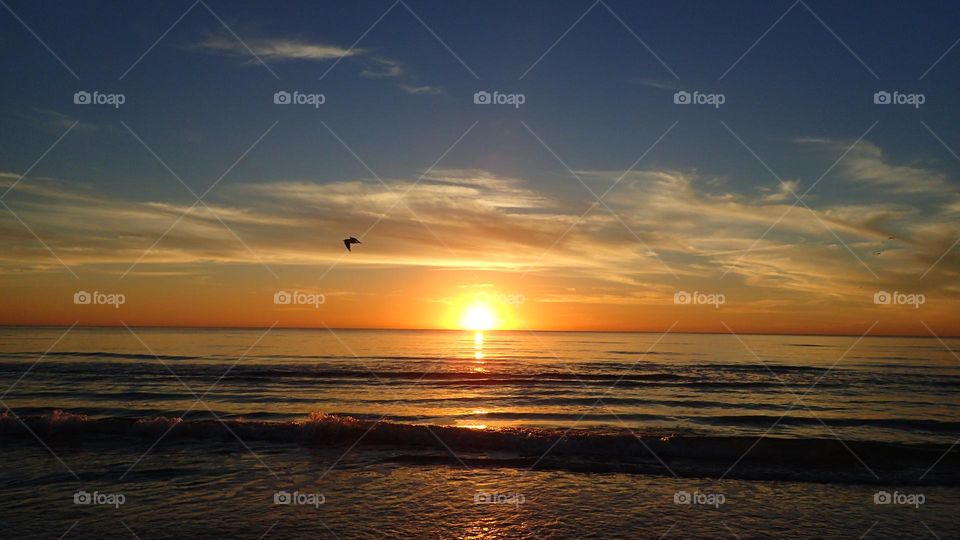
[344,239,351,251]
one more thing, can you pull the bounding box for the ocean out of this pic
[1,327,958,538]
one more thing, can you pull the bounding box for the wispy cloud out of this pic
[360,57,403,78]
[798,138,953,195]
[398,84,442,95]
[196,34,357,62]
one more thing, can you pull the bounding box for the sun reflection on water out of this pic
[473,331,484,360]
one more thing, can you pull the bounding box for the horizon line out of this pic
[0,324,955,339]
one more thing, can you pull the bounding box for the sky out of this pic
[2,0,960,335]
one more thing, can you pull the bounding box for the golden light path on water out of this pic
[460,330,488,430]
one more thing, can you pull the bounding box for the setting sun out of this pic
[461,304,497,331]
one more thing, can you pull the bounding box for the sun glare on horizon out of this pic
[461,303,498,331]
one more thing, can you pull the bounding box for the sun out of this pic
[461,303,497,331]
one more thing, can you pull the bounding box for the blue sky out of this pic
[4,0,959,196]
[2,0,960,333]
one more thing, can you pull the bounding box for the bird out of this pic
[343,237,361,252]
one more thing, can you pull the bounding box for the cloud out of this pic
[761,179,800,202]
[398,84,442,95]
[194,34,441,96]
[631,77,680,90]
[196,34,356,62]
[3,161,959,316]
[799,138,952,195]
[360,57,403,78]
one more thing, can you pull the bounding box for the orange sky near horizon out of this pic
[3,263,958,337]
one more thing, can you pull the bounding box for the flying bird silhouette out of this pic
[343,237,361,252]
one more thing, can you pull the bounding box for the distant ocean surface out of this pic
[2,327,959,538]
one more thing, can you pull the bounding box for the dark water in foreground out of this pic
[1,327,958,538]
